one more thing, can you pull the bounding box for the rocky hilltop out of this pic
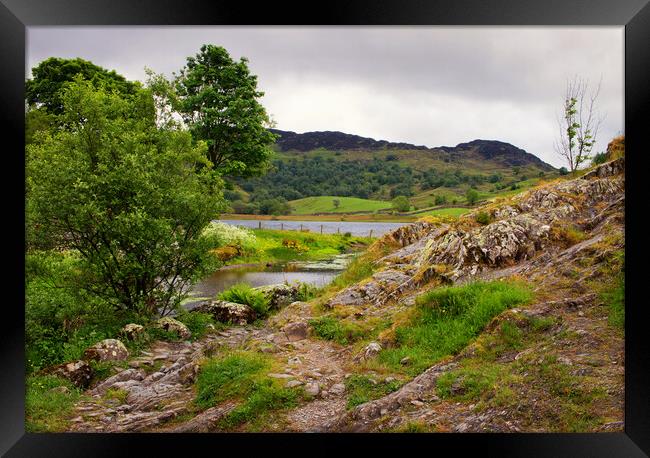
[63,158,623,433]
[270,129,555,171]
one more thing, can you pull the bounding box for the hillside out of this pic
[63,158,624,433]
[231,130,558,215]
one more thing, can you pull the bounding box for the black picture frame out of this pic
[2,0,648,456]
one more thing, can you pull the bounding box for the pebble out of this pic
[400,357,412,365]
[410,400,424,407]
[304,382,320,396]
[329,383,346,395]
[286,380,303,388]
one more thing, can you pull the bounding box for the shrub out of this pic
[175,310,218,339]
[475,211,491,225]
[391,196,410,212]
[201,222,257,252]
[465,189,479,205]
[218,283,270,317]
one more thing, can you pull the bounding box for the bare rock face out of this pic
[155,317,192,339]
[83,339,129,362]
[90,368,146,395]
[326,269,412,308]
[194,300,256,325]
[120,323,145,341]
[283,321,309,341]
[42,360,93,388]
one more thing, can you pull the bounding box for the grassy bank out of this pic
[214,227,372,265]
[220,213,419,222]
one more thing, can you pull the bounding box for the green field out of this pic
[289,196,392,214]
[415,207,472,218]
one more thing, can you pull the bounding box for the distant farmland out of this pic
[289,196,392,215]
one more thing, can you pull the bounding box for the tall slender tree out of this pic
[554,76,605,172]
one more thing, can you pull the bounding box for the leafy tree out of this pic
[392,196,410,212]
[26,80,225,316]
[333,199,340,209]
[554,76,605,172]
[590,151,608,166]
[153,44,277,177]
[26,57,138,115]
[465,188,479,205]
[434,195,447,205]
[559,166,569,176]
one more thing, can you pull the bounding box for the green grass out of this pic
[345,374,402,409]
[378,280,533,375]
[194,351,301,430]
[308,316,366,345]
[329,252,378,291]
[415,207,471,218]
[602,275,624,330]
[26,375,82,432]
[226,229,371,265]
[218,283,271,317]
[289,196,391,214]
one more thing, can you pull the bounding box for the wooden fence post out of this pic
[369,229,373,238]
[320,225,323,234]
[258,221,261,229]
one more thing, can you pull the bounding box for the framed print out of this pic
[2,0,649,456]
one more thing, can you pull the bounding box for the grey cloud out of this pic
[27,26,623,167]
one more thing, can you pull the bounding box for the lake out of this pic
[218,219,409,237]
[183,254,355,309]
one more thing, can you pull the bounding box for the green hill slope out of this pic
[289,196,391,214]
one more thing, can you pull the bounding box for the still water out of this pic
[183,254,354,309]
[218,219,409,237]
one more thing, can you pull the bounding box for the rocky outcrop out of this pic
[42,360,93,388]
[194,300,257,325]
[155,317,192,339]
[83,339,129,362]
[253,283,302,310]
[120,324,145,341]
[326,159,624,310]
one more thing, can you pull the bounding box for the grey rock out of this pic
[155,317,192,339]
[304,382,320,396]
[83,339,129,362]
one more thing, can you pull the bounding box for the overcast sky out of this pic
[27,27,623,168]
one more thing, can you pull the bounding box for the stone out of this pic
[90,368,145,395]
[253,284,302,310]
[83,339,129,362]
[329,383,346,395]
[287,356,302,366]
[155,317,192,339]
[304,382,320,396]
[399,356,412,365]
[193,300,256,325]
[283,321,309,341]
[286,380,304,388]
[41,360,93,389]
[363,342,382,359]
[268,373,294,379]
[48,385,70,394]
[120,323,145,341]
